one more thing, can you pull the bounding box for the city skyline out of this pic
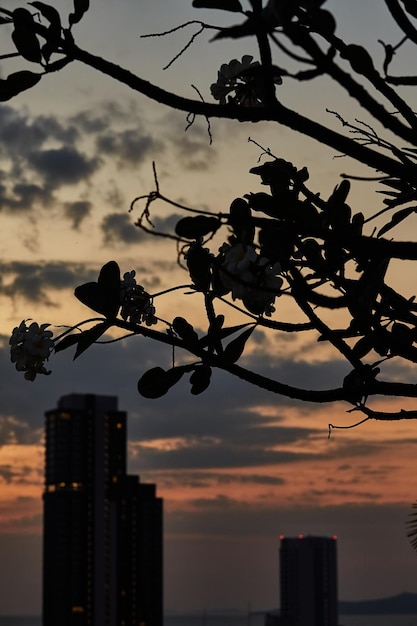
[1,0,417,616]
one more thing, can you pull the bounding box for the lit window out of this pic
[72,606,84,613]
[116,422,122,429]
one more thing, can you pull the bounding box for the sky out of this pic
[1,0,417,617]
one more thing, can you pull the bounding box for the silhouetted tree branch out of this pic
[7,0,417,428]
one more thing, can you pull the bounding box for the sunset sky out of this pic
[1,0,417,616]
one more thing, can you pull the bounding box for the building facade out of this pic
[42,393,163,626]
[279,535,338,626]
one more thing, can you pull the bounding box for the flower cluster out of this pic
[120,270,157,326]
[10,320,54,381]
[219,243,283,315]
[210,55,282,107]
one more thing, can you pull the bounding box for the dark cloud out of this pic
[0,261,97,304]
[0,464,41,484]
[101,212,180,245]
[64,200,92,229]
[0,181,50,211]
[165,116,217,171]
[101,212,147,245]
[27,146,100,186]
[155,471,286,489]
[0,102,163,219]
[96,131,162,167]
[0,415,41,446]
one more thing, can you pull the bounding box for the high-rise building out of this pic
[279,535,338,626]
[42,393,163,626]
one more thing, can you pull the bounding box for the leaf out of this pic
[229,197,254,243]
[29,2,61,31]
[69,0,89,26]
[200,322,253,348]
[54,332,81,354]
[0,71,41,102]
[223,326,254,364]
[351,336,374,359]
[186,246,212,291]
[75,261,120,318]
[189,364,212,395]
[244,192,280,218]
[12,10,42,63]
[343,44,376,76]
[74,322,109,359]
[97,260,121,317]
[175,215,220,240]
[192,0,243,11]
[311,9,336,35]
[137,367,169,399]
[377,207,416,238]
[172,317,199,345]
[137,366,187,399]
[391,322,414,347]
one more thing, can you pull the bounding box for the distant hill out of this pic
[339,592,417,614]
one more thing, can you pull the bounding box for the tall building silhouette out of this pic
[42,394,163,626]
[279,535,338,626]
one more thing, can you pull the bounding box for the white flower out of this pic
[10,320,54,381]
[218,243,283,315]
[120,271,157,326]
[210,55,261,106]
[121,270,137,293]
[210,55,282,107]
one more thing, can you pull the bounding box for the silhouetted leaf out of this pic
[351,336,374,359]
[377,207,416,237]
[0,71,41,101]
[245,192,280,217]
[137,367,169,399]
[380,177,410,191]
[175,215,220,240]
[223,326,254,363]
[74,322,109,359]
[229,197,254,243]
[137,366,188,398]
[75,261,120,318]
[310,9,336,35]
[69,0,89,25]
[193,0,243,11]
[54,332,81,354]
[12,8,42,63]
[342,365,378,403]
[190,364,212,395]
[199,322,250,350]
[391,322,414,347]
[343,44,375,76]
[29,2,61,31]
[173,317,199,344]
[186,246,212,291]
